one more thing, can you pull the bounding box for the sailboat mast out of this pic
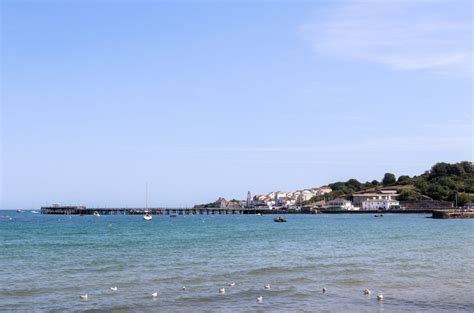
[146,182,148,211]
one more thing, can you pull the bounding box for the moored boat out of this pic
[143,212,152,221]
[143,183,153,221]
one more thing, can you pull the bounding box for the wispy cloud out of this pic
[301,0,473,76]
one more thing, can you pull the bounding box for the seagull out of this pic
[79,294,88,300]
[256,296,263,303]
[182,286,186,291]
[219,288,226,294]
[377,294,384,301]
[152,292,158,297]
[264,284,271,290]
[322,288,327,294]
[228,282,236,287]
[363,289,371,295]
[110,286,118,291]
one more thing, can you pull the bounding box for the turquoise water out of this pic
[1,212,473,312]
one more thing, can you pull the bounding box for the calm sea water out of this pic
[1,212,473,312]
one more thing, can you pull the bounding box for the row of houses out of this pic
[247,187,401,211]
[249,187,332,208]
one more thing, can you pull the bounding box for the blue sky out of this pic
[1,0,472,209]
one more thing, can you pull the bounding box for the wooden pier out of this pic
[41,206,452,216]
[40,206,247,215]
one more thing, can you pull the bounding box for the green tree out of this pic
[429,162,449,179]
[426,183,449,200]
[382,173,396,186]
[346,179,362,191]
[460,161,473,174]
[397,175,411,185]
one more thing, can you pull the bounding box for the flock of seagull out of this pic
[79,283,384,304]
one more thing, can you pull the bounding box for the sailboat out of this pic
[143,183,152,221]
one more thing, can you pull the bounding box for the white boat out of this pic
[143,183,152,221]
[143,213,152,221]
[31,210,39,214]
[93,211,100,217]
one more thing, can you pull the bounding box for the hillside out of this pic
[303,161,474,206]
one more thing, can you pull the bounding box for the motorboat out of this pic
[274,216,287,223]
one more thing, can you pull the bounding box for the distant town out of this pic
[195,186,456,211]
[194,161,473,211]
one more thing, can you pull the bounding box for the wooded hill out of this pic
[303,161,474,206]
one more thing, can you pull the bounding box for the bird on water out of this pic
[264,284,271,290]
[219,288,225,294]
[256,296,263,303]
[363,289,371,295]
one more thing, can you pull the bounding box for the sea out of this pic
[1,212,473,312]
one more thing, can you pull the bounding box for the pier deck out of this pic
[41,206,440,215]
[41,206,247,215]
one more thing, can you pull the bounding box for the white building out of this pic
[325,199,355,210]
[362,197,399,210]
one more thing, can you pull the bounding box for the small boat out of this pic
[256,213,262,216]
[16,209,23,213]
[93,211,101,217]
[274,216,287,223]
[170,214,177,218]
[143,183,153,221]
[31,210,39,214]
[143,212,152,221]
